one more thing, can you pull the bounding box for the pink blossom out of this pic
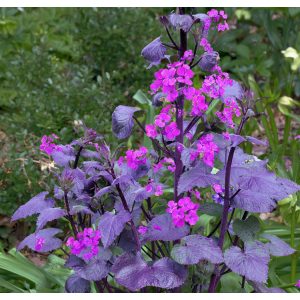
[154,112,171,128]
[295,280,300,288]
[196,134,219,167]
[66,228,101,261]
[153,224,162,231]
[34,237,45,251]
[124,147,148,170]
[164,122,180,140]
[138,226,148,235]
[40,134,61,155]
[182,50,194,61]
[146,124,158,138]
[185,210,199,226]
[166,201,178,213]
[216,98,241,128]
[213,184,223,194]
[155,184,163,196]
[200,38,213,53]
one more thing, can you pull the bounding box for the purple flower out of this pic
[138,226,148,235]
[295,280,300,288]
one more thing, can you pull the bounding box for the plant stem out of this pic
[290,204,297,282]
[64,191,78,236]
[208,118,246,292]
[174,7,187,202]
[109,163,141,251]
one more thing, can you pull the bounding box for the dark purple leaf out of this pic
[17,228,62,252]
[12,192,54,221]
[98,211,131,248]
[118,228,137,252]
[229,134,246,147]
[262,234,295,257]
[112,253,187,291]
[73,250,112,281]
[36,207,66,230]
[52,145,75,167]
[112,174,133,186]
[224,241,270,283]
[65,274,91,293]
[220,80,244,102]
[169,14,193,32]
[112,105,140,139]
[142,213,189,242]
[199,51,219,72]
[171,234,224,265]
[246,136,269,147]
[178,162,218,194]
[65,255,85,268]
[141,37,167,68]
[232,189,277,213]
[94,186,112,199]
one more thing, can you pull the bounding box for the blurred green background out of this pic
[0,7,299,292]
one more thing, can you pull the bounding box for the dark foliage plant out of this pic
[11,7,300,293]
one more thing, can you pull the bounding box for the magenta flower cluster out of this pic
[118,146,148,170]
[40,134,61,155]
[66,228,101,261]
[167,197,199,227]
[189,134,219,167]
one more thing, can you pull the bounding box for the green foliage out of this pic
[0,248,70,292]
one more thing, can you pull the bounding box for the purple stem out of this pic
[174,7,187,202]
[208,118,246,292]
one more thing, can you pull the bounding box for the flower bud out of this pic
[152,92,166,107]
[198,51,219,72]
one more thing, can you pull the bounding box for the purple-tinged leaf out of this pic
[70,204,93,215]
[169,14,193,32]
[17,228,62,252]
[73,250,112,281]
[12,192,54,222]
[65,274,90,293]
[94,186,112,199]
[220,80,244,103]
[112,174,133,186]
[141,37,167,68]
[199,51,219,72]
[36,207,66,230]
[224,241,270,283]
[229,134,246,147]
[261,234,295,257]
[65,255,85,268]
[246,136,269,147]
[178,162,218,194]
[112,253,187,291]
[80,149,101,159]
[249,281,286,293]
[142,214,189,242]
[82,161,104,176]
[232,189,277,213]
[118,228,137,252]
[98,211,131,248]
[52,145,75,167]
[112,105,140,139]
[171,234,224,265]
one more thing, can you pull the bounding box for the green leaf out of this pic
[233,215,261,242]
[133,89,151,105]
[199,203,223,217]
